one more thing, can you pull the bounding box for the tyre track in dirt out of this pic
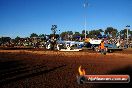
[0,49,131,88]
[0,62,66,85]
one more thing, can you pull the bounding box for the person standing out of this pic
[100,40,106,54]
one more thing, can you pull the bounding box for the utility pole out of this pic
[83,0,88,39]
[126,25,130,44]
[59,30,61,40]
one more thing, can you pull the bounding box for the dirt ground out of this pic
[0,48,132,88]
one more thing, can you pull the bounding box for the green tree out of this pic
[80,34,85,39]
[105,27,118,38]
[129,31,132,40]
[120,29,131,39]
[60,32,68,40]
[15,36,20,42]
[1,37,11,44]
[49,34,59,39]
[39,34,45,37]
[60,31,73,40]
[30,33,38,38]
[67,31,73,40]
[82,30,89,35]
[99,29,104,32]
[67,31,73,35]
[15,36,20,40]
[73,32,81,41]
[51,25,57,36]
[89,30,101,38]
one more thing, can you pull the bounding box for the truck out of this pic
[83,38,123,53]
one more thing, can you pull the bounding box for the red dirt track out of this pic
[0,48,132,88]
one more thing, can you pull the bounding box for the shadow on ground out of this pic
[0,60,24,71]
[0,59,66,86]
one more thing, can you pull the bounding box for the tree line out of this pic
[29,27,132,41]
[0,27,132,44]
